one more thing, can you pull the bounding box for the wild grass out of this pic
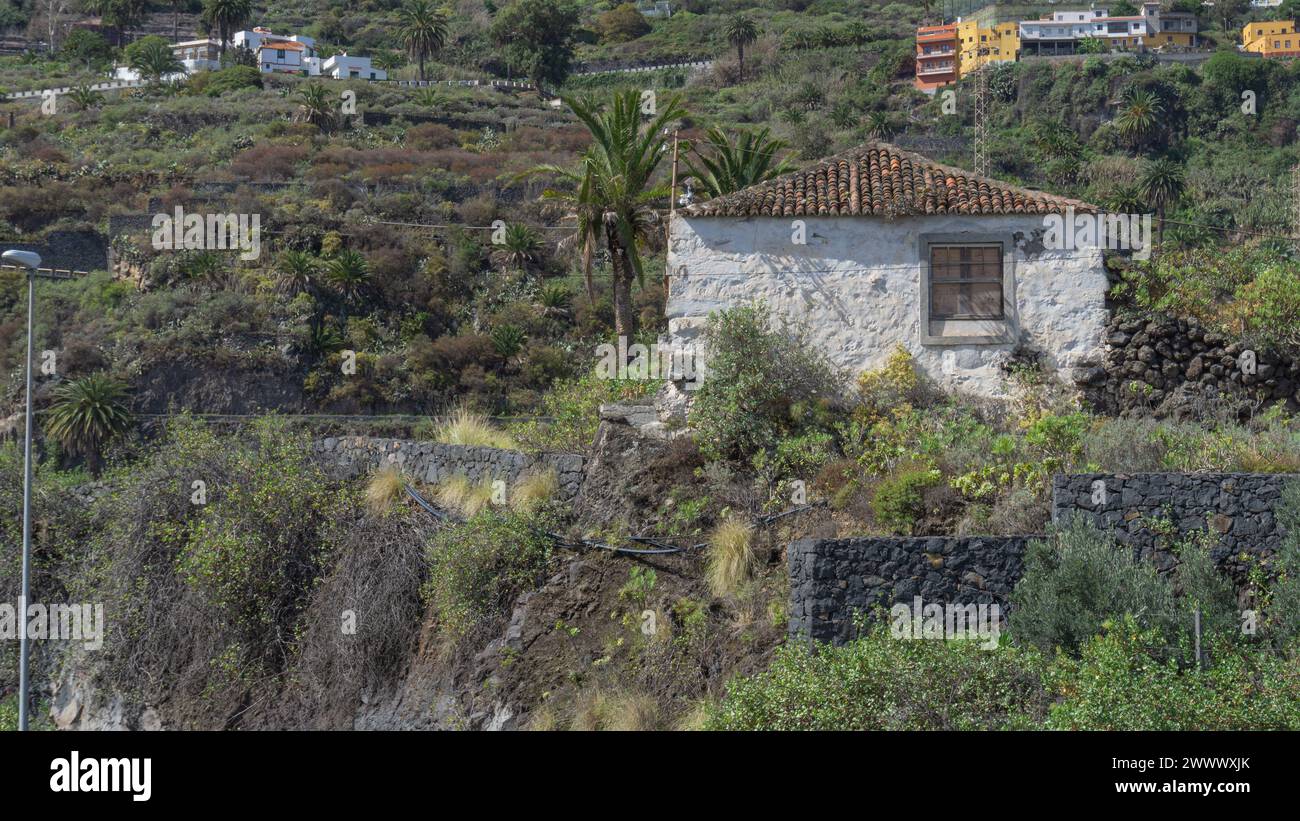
[434,407,517,450]
[365,466,406,516]
[435,475,495,518]
[568,689,660,731]
[706,516,756,599]
[510,469,558,514]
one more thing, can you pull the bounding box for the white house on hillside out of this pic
[320,53,387,80]
[171,38,222,72]
[665,142,1111,397]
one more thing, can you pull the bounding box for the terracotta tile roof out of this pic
[682,141,1097,218]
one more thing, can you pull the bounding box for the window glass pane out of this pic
[929,244,1004,319]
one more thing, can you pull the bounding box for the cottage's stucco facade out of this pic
[665,213,1109,396]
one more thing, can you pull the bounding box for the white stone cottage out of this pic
[664,141,1110,397]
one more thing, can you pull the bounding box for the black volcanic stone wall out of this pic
[788,536,1031,645]
[1051,473,1298,577]
[1078,312,1300,418]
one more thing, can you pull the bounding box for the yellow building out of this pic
[956,20,1019,78]
[1242,20,1300,58]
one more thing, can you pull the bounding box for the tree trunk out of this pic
[737,43,744,79]
[419,52,426,81]
[606,231,636,340]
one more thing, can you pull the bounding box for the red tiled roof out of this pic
[682,141,1097,218]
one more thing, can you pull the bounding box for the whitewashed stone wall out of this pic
[665,214,1109,396]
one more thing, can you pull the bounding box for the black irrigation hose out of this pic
[401,484,824,556]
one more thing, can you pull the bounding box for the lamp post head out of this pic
[2,250,42,271]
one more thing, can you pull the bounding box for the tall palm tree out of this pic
[296,83,335,131]
[398,0,450,82]
[326,248,371,305]
[274,249,319,296]
[683,125,793,200]
[865,110,893,140]
[528,91,687,337]
[490,224,543,272]
[723,14,759,80]
[201,0,253,55]
[1139,157,1185,250]
[543,163,602,305]
[1114,88,1163,153]
[45,373,132,474]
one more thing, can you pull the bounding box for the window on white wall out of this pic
[929,244,1004,320]
[919,234,1017,346]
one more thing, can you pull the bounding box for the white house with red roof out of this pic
[665,142,1113,397]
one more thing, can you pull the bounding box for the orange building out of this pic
[915,23,959,92]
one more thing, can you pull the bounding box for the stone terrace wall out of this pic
[312,437,585,501]
[788,536,1032,645]
[1051,473,1298,576]
[1079,312,1300,418]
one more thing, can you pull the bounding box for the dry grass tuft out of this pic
[706,516,756,599]
[434,407,517,450]
[365,466,406,516]
[510,468,558,513]
[435,475,495,518]
[569,689,660,731]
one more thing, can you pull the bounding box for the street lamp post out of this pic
[3,249,42,731]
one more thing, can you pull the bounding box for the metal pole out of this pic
[665,129,679,294]
[18,267,34,731]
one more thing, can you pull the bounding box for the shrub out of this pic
[706,619,1049,730]
[706,516,755,598]
[423,509,553,638]
[691,305,844,464]
[508,371,656,454]
[1009,517,1176,656]
[870,465,940,535]
[1045,617,1300,730]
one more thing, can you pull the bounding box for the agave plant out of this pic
[44,373,132,473]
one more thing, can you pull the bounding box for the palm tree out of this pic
[296,83,336,131]
[1104,181,1144,215]
[326,249,371,305]
[683,125,793,199]
[543,163,602,305]
[1139,157,1185,250]
[201,0,253,55]
[45,373,132,474]
[1114,88,1163,153]
[129,37,184,84]
[490,224,543,272]
[398,0,449,82]
[274,250,319,296]
[865,110,893,140]
[723,14,759,80]
[528,91,686,337]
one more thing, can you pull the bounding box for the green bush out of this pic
[870,465,940,535]
[1009,517,1177,655]
[423,509,554,638]
[690,304,844,464]
[706,619,1049,731]
[1045,617,1300,730]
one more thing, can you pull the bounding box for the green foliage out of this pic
[422,509,553,638]
[706,619,1049,731]
[509,369,656,453]
[1010,517,1176,656]
[490,0,581,89]
[44,373,132,470]
[691,304,844,464]
[870,465,940,535]
[125,36,183,83]
[596,4,651,44]
[682,124,793,199]
[170,420,338,659]
[1045,617,1300,730]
